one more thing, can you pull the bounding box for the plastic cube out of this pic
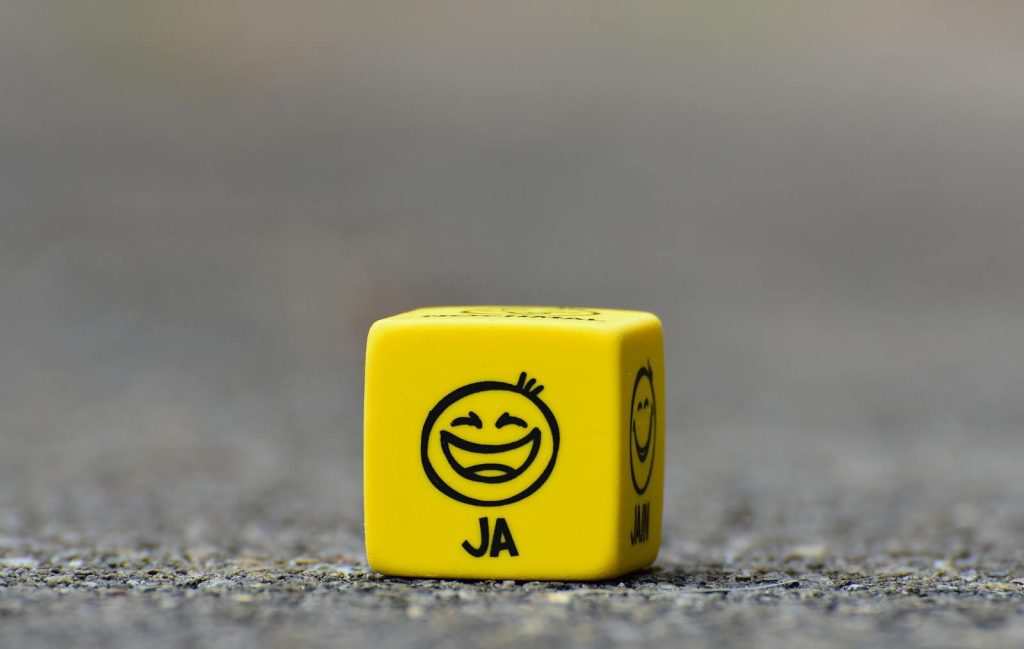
[363,306,665,580]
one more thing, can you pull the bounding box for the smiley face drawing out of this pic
[421,372,559,506]
[629,363,657,495]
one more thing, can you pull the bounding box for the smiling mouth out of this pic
[632,421,652,462]
[441,428,541,483]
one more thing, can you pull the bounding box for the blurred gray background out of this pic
[3,0,1024,578]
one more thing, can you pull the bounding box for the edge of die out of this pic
[368,306,662,331]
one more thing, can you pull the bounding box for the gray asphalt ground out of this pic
[4,422,1024,649]
[5,3,1024,647]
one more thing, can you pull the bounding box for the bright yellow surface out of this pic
[364,306,664,580]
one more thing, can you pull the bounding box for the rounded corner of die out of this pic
[631,312,664,337]
[632,548,661,575]
[366,316,400,342]
[363,540,396,577]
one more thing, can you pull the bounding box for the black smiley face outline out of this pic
[629,363,656,495]
[421,373,560,507]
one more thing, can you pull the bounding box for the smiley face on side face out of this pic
[421,373,559,506]
[629,363,656,495]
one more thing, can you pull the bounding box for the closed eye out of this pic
[450,411,483,428]
[495,412,527,428]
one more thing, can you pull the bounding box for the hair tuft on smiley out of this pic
[515,372,545,396]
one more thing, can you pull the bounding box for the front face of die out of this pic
[364,307,663,580]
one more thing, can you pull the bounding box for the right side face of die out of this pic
[615,320,666,575]
[363,306,664,580]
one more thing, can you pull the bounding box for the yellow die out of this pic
[363,306,665,580]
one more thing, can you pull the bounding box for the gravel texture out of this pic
[4,560,1024,649]
[4,424,1024,649]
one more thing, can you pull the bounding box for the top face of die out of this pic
[372,305,659,333]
